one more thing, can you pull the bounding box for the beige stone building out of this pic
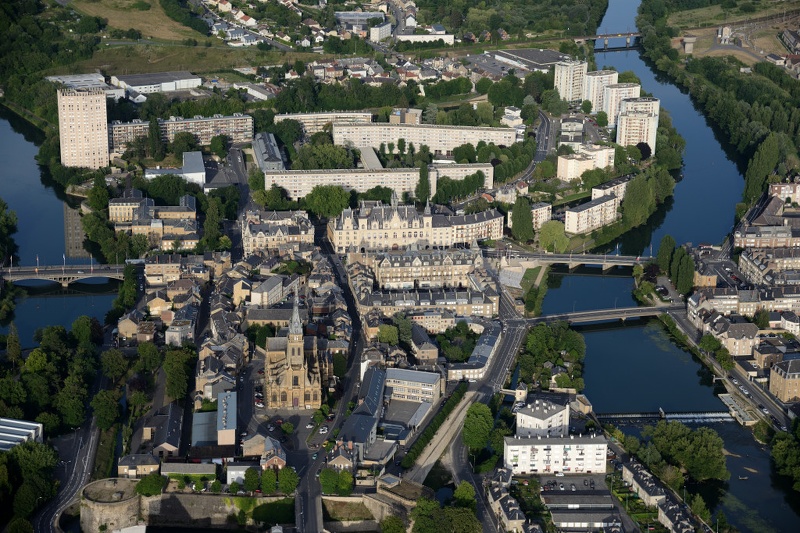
[328,196,504,253]
[57,88,109,169]
[240,210,314,255]
[384,368,443,403]
[556,144,615,182]
[109,113,253,152]
[769,359,800,402]
[332,122,517,156]
[591,175,632,201]
[264,297,324,410]
[349,248,482,290]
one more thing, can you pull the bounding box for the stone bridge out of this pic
[1,264,126,287]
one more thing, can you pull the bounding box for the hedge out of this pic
[401,382,468,468]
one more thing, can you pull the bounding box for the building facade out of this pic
[274,111,373,136]
[240,210,314,255]
[384,368,443,403]
[57,88,109,169]
[351,248,482,290]
[109,114,253,152]
[616,97,660,154]
[582,70,618,114]
[531,202,553,231]
[504,434,608,475]
[770,359,800,402]
[515,399,570,438]
[565,195,620,235]
[603,83,641,126]
[332,123,517,156]
[554,60,588,103]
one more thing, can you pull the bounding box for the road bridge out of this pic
[573,32,642,49]
[503,304,683,327]
[485,250,653,271]
[596,411,734,423]
[1,264,126,287]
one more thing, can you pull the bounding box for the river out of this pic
[538,0,800,530]
[0,106,117,347]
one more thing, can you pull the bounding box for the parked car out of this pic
[306,423,314,429]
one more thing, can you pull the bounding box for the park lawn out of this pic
[252,498,295,526]
[667,1,788,29]
[72,0,197,41]
[91,424,119,481]
[322,499,375,521]
[520,266,541,294]
[59,44,319,77]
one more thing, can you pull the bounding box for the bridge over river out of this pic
[484,250,653,271]
[1,264,126,287]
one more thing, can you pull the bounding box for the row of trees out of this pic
[319,467,353,496]
[655,235,696,295]
[432,171,485,205]
[0,197,18,267]
[401,382,468,468]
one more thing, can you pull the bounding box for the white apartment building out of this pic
[57,88,109,169]
[504,434,608,475]
[603,83,641,126]
[616,98,661,154]
[582,70,618,113]
[369,21,393,42]
[591,175,632,202]
[554,60,588,103]
[110,71,202,94]
[109,114,253,153]
[274,111,373,136]
[332,123,517,156]
[565,195,620,235]
[515,398,569,438]
[531,202,553,231]
[556,144,615,181]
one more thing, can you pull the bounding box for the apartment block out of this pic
[769,359,800,402]
[57,88,109,169]
[531,202,553,231]
[734,225,800,249]
[582,70,618,113]
[616,97,660,154]
[515,398,569,438]
[565,195,620,235]
[603,83,641,126]
[109,114,253,152]
[591,175,632,201]
[554,60,588,103]
[240,210,314,255]
[556,143,616,182]
[349,248,481,290]
[332,123,517,156]
[274,111,373,136]
[504,434,608,475]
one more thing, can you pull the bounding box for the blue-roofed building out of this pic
[217,391,237,446]
[339,367,386,464]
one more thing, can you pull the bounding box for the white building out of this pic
[556,144,615,181]
[582,70,618,114]
[616,97,660,155]
[515,398,569,438]
[57,88,109,169]
[531,202,553,231]
[110,71,202,94]
[0,418,44,452]
[603,83,641,126]
[145,151,206,186]
[274,111,373,136]
[369,21,392,42]
[554,60,588,103]
[504,433,608,475]
[564,195,620,235]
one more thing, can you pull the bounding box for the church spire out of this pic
[391,189,399,208]
[290,291,302,336]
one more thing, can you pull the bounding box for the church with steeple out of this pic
[263,293,324,410]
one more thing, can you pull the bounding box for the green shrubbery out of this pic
[401,383,468,468]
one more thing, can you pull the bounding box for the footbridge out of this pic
[484,250,653,271]
[1,264,126,287]
[596,410,734,423]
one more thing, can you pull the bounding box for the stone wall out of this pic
[324,520,381,532]
[80,479,141,533]
[141,493,288,529]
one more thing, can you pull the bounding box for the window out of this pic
[293,376,299,387]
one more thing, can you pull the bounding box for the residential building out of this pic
[263,296,324,410]
[396,34,455,45]
[411,324,439,363]
[622,461,667,506]
[369,21,392,42]
[582,70,618,113]
[109,114,253,152]
[261,436,287,470]
[603,83,641,126]
[564,195,619,235]
[514,398,569,438]
[770,180,800,204]
[109,189,151,223]
[240,210,314,255]
[110,71,202,94]
[447,321,502,381]
[0,418,44,452]
[529,202,553,231]
[770,359,800,402]
[328,196,504,253]
[332,123,516,156]
[658,497,695,533]
[559,116,584,150]
[734,225,800,249]
[253,132,285,172]
[554,60,588,103]
[617,97,660,154]
[389,108,423,125]
[57,88,109,169]
[117,454,159,479]
[351,248,482,290]
[144,151,206,186]
[274,111,373,136]
[144,402,183,458]
[227,461,259,485]
[339,367,385,464]
[384,368,443,403]
[503,433,608,475]
[591,175,632,201]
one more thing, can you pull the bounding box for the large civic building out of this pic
[57,88,109,169]
[328,195,504,253]
[332,123,517,156]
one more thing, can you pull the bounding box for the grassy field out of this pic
[322,499,375,521]
[73,0,198,41]
[52,44,318,77]
[252,498,295,526]
[520,266,541,293]
[667,1,792,29]
[91,424,119,480]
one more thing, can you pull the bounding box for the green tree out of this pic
[691,493,711,522]
[475,77,493,95]
[304,185,350,218]
[453,481,476,509]
[210,135,230,159]
[101,349,128,381]
[539,221,569,253]
[6,322,21,370]
[147,117,165,161]
[7,518,34,533]
[380,515,406,533]
[744,132,781,203]
[210,479,222,493]
[137,341,162,373]
[170,131,197,155]
[337,470,353,496]
[622,174,656,228]
[87,175,109,212]
[91,389,121,431]
[596,111,608,127]
[378,325,399,345]
[462,403,493,452]
[752,308,770,329]
[581,100,592,114]
[261,468,277,494]
[57,374,88,427]
[416,164,431,202]
[136,472,167,496]
[163,348,195,400]
[243,467,261,492]
[319,468,338,494]
[229,481,240,494]
[282,422,294,435]
[278,466,299,494]
[656,234,676,273]
[511,196,534,242]
[676,253,695,295]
